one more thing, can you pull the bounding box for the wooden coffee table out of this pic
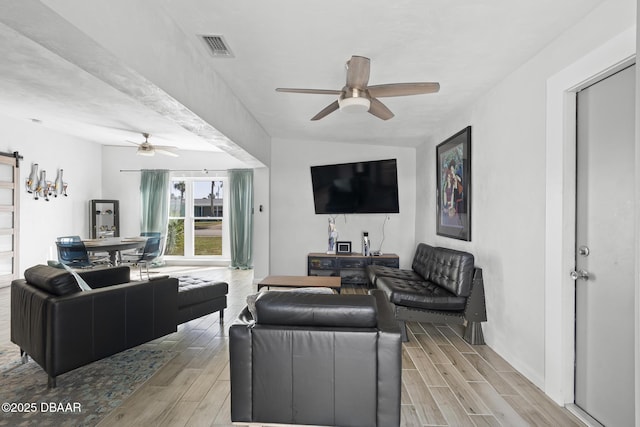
[257,275,342,293]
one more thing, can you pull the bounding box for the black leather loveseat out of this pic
[229,289,401,427]
[367,243,487,344]
[11,265,178,387]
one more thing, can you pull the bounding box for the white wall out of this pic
[636,4,640,421]
[270,138,416,276]
[101,146,269,276]
[415,0,636,391]
[0,114,103,274]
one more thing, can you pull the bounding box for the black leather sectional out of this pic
[11,265,177,387]
[367,243,487,344]
[10,264,227,387]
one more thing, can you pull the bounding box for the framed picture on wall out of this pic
[436,126,471,241]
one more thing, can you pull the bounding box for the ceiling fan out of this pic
[127,133,178,157]
[276,55,440,121]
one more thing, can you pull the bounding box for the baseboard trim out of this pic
[565,403,604,427]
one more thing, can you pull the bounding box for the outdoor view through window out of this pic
[167,179,224,256]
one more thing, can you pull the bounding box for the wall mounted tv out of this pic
[310,158,400,214]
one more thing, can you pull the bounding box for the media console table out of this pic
[307,252,399,286]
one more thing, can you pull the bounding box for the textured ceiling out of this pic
[0,0,605,160]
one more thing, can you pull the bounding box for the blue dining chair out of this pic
[118,231,161,260]
[55,236,93,268]
[120,236,162,279]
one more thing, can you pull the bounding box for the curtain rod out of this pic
[119,169,226,173]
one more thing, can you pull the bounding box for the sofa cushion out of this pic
[24,264,82,296]
[366,265,423,287]
[176,276,228,307]
[254,291,378,328]
[376,276,467,311]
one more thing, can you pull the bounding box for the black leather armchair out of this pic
[229,289,401,427]
[11,265,178,387]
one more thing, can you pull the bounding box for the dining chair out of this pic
[120,236,162,280]
[118,232,162,260]
[55,236,93,268]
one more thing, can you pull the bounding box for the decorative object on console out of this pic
[362,231,370,256]
[327,217,338,254]
[436,126,471,241]
[336,241,351,254]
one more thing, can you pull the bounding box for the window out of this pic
[167,178,227,258]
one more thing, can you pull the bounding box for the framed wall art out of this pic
[436,126,471,241]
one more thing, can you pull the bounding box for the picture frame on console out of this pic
[436,126,471,241]
[336,241,352,254]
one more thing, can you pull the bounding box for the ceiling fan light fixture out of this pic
[338,96,371,113]
[137,147,154,156]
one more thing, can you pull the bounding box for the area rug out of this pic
[0,346,176,427]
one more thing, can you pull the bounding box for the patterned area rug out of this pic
[0,346,176,426]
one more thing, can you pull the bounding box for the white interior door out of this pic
[574,64,635,426]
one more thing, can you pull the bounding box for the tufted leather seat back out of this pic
[411,243,435,280]
[410,243,474,297]
[428,247,474,297]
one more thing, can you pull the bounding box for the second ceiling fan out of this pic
[127,133,178,157]
[276,55,440,121]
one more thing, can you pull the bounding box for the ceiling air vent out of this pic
[201,35,234,58]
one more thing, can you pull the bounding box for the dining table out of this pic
[83,236,147,266]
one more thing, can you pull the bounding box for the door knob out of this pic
[570,270,590,280]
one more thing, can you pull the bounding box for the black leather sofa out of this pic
[229,289,401,427]
[11,265,178,387]
[367,243,487,344]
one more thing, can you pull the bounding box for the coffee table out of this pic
[257,275,342,293]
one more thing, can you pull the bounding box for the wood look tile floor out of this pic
[0,267,585,427]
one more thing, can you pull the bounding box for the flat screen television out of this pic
[310,158,400,214]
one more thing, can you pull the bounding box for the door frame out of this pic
[544,26,636,409]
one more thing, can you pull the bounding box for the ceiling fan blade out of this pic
[346,56,370,89]
[368,98,394,120]
[155,147,179,157]
[276,88,341,95]
[126,140,142,146]
[367,82,440,98]
[311,100,340,121]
